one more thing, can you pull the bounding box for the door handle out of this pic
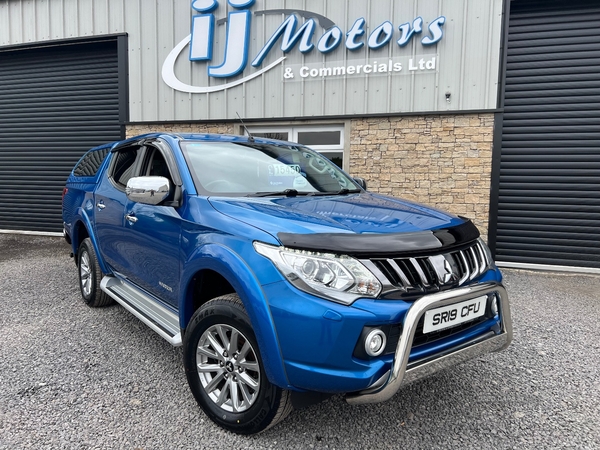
[125,214,138,223]
[97,202,106,210]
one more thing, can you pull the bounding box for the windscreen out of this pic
[180,141,358,196]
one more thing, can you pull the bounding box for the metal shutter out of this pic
[494,0,600,269]
[0,40,123,233]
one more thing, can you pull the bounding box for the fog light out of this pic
[365,329,387,357]
[491,295,499,316]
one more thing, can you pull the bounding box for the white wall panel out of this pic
[21,0,37,42]
[343,0,368,115]
[0,0,503,122]
[0,3,9,45]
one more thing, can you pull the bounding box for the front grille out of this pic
[364,240,489,298]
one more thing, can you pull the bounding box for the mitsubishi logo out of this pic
[429,254,457,285]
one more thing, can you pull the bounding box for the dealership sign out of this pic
[162,0,446,94]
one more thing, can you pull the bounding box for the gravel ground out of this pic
[0,234,599,450]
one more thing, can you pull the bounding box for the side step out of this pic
[100,275,182,346]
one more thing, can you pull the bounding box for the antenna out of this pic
[236,112,255,142]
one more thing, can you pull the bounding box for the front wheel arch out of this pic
[179,244,291,390]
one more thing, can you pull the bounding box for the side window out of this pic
[111,148,141,188]
[73,148,110,177]
[144,147,172,183]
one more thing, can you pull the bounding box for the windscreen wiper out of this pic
[250,189,301,197]
[307,188,362,196]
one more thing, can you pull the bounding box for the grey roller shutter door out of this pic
[0,40,123,233]
[495,0,600,269]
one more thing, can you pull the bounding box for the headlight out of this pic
[253,242,382,305]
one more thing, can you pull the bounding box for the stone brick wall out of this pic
[126,123,234,138]
[349,114,494,238]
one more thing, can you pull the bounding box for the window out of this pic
[246,125,345,169]
[110,147,142,189]
[180,141,359,196]
[73,148,110,177]
[143,147,172,182]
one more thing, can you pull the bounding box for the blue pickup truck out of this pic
[62,133,512,434]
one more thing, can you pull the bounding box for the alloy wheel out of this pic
[196,324,261,413]
[79,251,92,297]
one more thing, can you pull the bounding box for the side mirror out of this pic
[353,177,367,191]
[126,176,171,206]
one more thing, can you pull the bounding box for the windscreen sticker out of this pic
[268,164,304,187]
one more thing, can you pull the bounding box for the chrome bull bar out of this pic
[346,282,512,405]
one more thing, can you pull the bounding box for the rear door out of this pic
[94,144,144,275]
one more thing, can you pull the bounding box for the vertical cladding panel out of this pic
[224,1,250,120]
[0,3,9,45]
[206,2,227,121]
[21,0,37,42]
[343,0,368,115]
[201,9,225,120]
[92,0,109,34]
[245,0,266,118]
[261,1,286,118]
[389,0,418,113]
[488,0,503,108]
[36,0,50,41]
[7,0,21,43]
[48,0,65,40]
[0,40,122,232]
[280,0,304,117]
[205,2,227,119]
[108,0,125,33]
[225,84,244,120]
[365,0,394,115]
[408,0,439,113]
[124,0,142,121]
[437,0,466,112]
[301,0,326,117]
[77,0,95,36]
[63,0,79,38]
[172,0,195,121]
[320,0,347,116]
[208,91,227,120]
[460,0,496,110]
[156,0,175,122]
[140,0,158,121]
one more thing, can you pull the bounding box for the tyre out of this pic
[77,238,114,307]
[183,294,292,434]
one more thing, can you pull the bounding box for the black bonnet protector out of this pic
[277,220,480,258]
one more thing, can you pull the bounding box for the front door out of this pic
[119,145,182,307]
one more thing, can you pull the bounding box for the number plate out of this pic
[423,296,487,334]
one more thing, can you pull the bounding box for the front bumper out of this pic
[346,282,512,404]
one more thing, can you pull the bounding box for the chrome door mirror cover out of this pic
[126,176,171,206]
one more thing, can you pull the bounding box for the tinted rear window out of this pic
[73,148,110,177]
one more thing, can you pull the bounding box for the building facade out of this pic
[1,0,598,273]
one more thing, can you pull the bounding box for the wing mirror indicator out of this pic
[126,176,171,206]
